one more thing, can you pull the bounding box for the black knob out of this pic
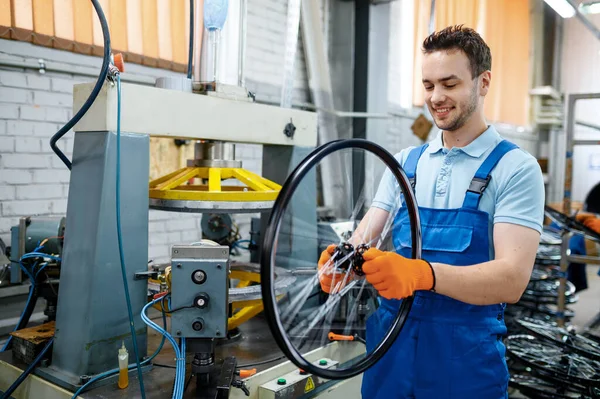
[192,320,204,331]
[192,270,207,284]
[195,294,210,309]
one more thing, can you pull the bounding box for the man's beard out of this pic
[433,85,479,132]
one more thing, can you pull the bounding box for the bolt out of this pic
[283,120,296,138]
[196,298,206,307]
[80,375,91,384]
[217,264,222,269]
[176,264,182,269]
[174,250,179,254]
[216,331,221,336]
[222,250,228,255]
[192,270,206,284]
[176,330,182,336]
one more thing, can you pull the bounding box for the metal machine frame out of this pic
[27,81,318,392]
[557,92,600,328]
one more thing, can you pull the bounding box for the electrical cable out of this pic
[70,299,168,399]
[115,74,146,398]
[187,0,194,79]
[162,293,194,314]
[50,0,111,170]
[184,373,194,392]
[167,304,195,313]
[0,338,54,399]
[236,355,287,369]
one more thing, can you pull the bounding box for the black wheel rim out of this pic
[260,139,422,380]
[518,318,600,361]
[544,206,600,242]
[510,374,588,398]
[506,335,600,387]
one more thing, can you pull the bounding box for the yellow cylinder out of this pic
[118,341,129,389]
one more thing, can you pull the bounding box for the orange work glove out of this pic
[583,217,600,234]
[362,248,435,300]
[318,244,351,294]
[576,213,595,223]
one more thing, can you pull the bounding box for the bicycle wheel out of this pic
[525,280,576,299]
[518,318,600,361]
[510,374,590,399]
[506,335,600,387]
[260,139,421,380]
[530,268,551,282]
[544,206,600,242]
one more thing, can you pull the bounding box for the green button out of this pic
[277,378,286,385]
[319,359,327,366]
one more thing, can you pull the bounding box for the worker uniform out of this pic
[362,126,545,399]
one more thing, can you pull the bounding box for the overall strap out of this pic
[462,140,519,209]
[404,144,429,192]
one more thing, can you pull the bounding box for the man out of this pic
[318,25,544,398]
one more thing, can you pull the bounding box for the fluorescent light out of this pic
[580,1,600,14]
[544,0,577,18]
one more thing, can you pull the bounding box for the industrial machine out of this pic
[0,65,367,399]
[0,1,424,397]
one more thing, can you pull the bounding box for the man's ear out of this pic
[480,70,491,96]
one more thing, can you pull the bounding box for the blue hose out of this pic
[0,255,50,352]
[115,74,146,398]
[70,298,167,398]
[140,299,186,399]
[0,284,35,352]
[0,338,54,399]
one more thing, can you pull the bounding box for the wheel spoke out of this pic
[260,141,421,379]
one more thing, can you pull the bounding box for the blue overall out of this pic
[361,140,517,399]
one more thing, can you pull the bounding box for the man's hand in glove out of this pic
[362,248,435,300]
[576,213,600,234]
[318,244,351,294]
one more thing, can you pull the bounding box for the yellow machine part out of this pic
[227,270,264,331]
[149,167,281,201]
[157,267,265,331]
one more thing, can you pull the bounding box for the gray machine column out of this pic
[261,145,317,268]
[38,131,150,389]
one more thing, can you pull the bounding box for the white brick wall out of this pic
[0,0,325,257]
[0,44,271,259]
[0,56,215,256]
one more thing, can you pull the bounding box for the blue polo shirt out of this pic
[372,125,545,259]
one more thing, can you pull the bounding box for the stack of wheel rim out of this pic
[506,318,600,398]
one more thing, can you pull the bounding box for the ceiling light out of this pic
[579,1,600,14]
[544,0,577,18]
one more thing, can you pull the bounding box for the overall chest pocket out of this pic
[396,222,474,253]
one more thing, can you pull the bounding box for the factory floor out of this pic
[569,264,600,330]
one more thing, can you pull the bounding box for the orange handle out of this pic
[239,369,256,378]
[153,291,168,300]
[113,53,125,72]
[328,332,354,341]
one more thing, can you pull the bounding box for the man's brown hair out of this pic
[423,25,491,79]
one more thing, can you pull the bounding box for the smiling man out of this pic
[318,25,545,398]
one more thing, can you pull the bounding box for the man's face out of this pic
[422,50,484,132]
